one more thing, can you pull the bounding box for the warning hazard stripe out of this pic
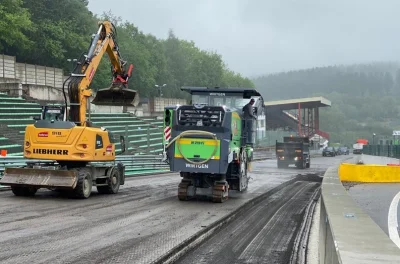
[164,126,171,141]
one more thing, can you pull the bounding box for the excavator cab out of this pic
[91,64,139,107]
[32,105,67,121]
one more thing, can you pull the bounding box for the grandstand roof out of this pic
[264,96,331,110]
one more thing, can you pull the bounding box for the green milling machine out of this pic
[162,87,265,203]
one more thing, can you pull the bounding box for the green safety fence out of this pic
[255,130,293,147]
[362,145,400,158]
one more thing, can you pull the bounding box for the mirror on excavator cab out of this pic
[91,84,139,107]
[119,135,126,154]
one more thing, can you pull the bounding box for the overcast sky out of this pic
[88,0,400,78]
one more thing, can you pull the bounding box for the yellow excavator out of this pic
[0,21,139,198]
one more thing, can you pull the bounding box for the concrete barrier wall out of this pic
[0,55,16,79]
[358,154,399,165]
[320,165,400,263]
[0,54,68,101]
[150,97,187,112]
[0,54,66,88]
[345,154,399,165]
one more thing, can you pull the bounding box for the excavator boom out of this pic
[90,22,138,107]
[65,21,139,125]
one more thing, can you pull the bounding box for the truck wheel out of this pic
[301,160,306,169]
[72,168,92,199]
[97,169,120,194]
[11,186,37,197]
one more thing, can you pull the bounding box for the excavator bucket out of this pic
[0,167,77,189]
[92,84,139,107]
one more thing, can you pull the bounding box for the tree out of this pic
[20,0,96,70]
[0,0,34,55]
[0,5,254,99]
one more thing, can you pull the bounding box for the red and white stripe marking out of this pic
[164,126,171,141]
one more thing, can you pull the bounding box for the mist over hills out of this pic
[253,62,400,145]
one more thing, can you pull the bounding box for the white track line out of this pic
[388,191,400,248]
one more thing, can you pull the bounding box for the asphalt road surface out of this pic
[343,155,400,249]
[0,155,346,264]
[175,176,321,264]
[347,182,400,249]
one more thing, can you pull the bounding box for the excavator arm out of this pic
[65,21,139,126]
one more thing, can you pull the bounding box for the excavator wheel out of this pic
[11,186,38,197]
[71,168,92,199]
[97,169,120,194]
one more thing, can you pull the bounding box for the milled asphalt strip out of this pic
[151,176,303,264]
[388,190,400,248]
[289,186,321,264]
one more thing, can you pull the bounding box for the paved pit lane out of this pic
[0,155,346,264]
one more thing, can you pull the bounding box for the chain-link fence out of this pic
[362,145,400,158]
[255,130,293,148]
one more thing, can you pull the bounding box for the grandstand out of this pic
[0,93,164,156]
[88,113,163,154]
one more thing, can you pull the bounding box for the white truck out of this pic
[353,143,365,154]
